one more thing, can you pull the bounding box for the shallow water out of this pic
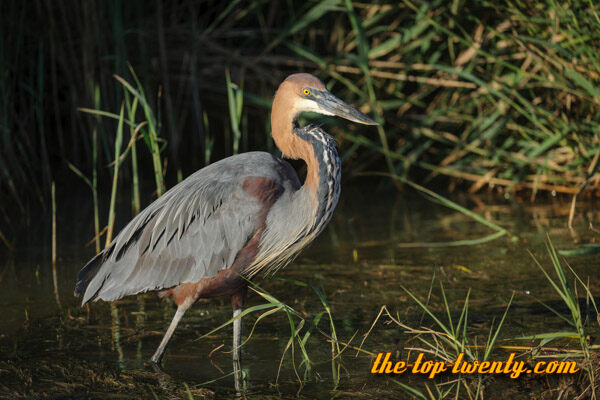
[1,186,599,398]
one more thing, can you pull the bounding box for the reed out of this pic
[364,283,513,399]
[92,86,101,253]
[225,69,244,156]
[355,238,599,399]
[194,277,341,384]
[105,104,125,247]
[522,237,599,398]
[2,0,599,224]
[115,68,164,197]
[126,91,141,215]
[51,180,61,309]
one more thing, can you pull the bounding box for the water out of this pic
[0,186,598,398]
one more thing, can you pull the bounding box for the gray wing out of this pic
[76,152,299,304]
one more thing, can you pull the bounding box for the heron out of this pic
[74,73,377,367]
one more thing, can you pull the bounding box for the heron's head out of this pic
[275,73,378,125]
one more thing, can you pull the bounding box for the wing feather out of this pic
[76,152,296,304]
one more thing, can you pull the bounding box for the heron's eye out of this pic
[302,88,311,96]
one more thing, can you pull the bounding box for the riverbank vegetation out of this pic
[1,1,599,245]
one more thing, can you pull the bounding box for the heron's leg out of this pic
[150,304,188,364]
[232,307,243,396]
[232,308,242,361]
[231,287,247,362]
[231,287,247,395]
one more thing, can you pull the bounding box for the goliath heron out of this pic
[74,73,377,365]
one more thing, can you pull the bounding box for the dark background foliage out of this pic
[2,0,599,242]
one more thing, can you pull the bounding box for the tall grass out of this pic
[105,104,125,247]
[72,71,166,250]
[358,239,599,399]
[195,277,341,384]
[1,1,599,243]
[360,277,513,399]
[523,237,599,398]
[225,69,244,156]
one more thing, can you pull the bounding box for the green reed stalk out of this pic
[92,85,101,254]
[105,103,125,247]
[226,69,243,155]
[520,237,598,396]
[125,91,141,215]
[343,0,395,177]
[116,65,164,196]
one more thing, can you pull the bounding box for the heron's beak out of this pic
[315,91,379,125]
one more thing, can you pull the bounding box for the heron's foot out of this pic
[150,354,162,365]
[147,360,181,395]
[147,357,165,373]
[233,358,247,397]
[148,360,165,374]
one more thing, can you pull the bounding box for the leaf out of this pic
[558,244,600,256]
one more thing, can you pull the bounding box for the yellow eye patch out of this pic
[302,88,311,96]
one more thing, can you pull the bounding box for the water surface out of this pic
[1,186,598,398]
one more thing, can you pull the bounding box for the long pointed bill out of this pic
[315,91,379,125]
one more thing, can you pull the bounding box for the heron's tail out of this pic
[74,251,107,304]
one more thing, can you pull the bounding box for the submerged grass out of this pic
[522,237,600,398]
[194,276,342,386]
[360,283,513,399]
[358,237,599,399]
[1,222,598,399]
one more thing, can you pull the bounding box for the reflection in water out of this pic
[51,262,62,310]
[110,303,126,371]
[135,298,146,365]
[150,362,188,400]
[0,190,599,398]
[232,358,246,397]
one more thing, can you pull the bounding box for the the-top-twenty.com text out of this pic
[371,352,579,379]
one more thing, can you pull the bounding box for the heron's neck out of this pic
[294,125,341,234]
[245,124,341,278]
[271,96,341,230]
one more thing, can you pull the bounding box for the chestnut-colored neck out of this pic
[271,87,319,191]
